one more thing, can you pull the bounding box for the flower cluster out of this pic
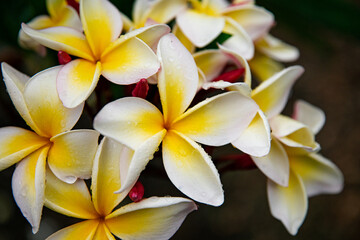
[0,0,343,238]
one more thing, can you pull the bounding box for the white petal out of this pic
[293,100,326,135]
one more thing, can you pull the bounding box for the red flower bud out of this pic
[132,79,149,99]
[66,0,80,14]
[129,181,145,202]
[57,51,72,65]
[220,154,257,170]
[212,68,245,83]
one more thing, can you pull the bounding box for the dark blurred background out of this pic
[0,0,359,239]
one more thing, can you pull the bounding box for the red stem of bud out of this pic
[212,68,245,83]
[132,79,149,99]
[129,181,145,202]
[57,51,72,65]
[66,0,80,14]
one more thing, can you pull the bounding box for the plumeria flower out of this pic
[174,0,274,59]
[21,0,170,108]
[45,137,197,240]
[267,100,344,235]
[94,33,259,206]
[0,63,100,233]
[18,0,82,55]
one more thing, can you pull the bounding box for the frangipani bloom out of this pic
[22,0,170,108]
[175,0,274,59]
[0,63,99,232]
[267,100,344,235]
[45,137,197,240]
[18,0,81,55]
[94,34,259,206]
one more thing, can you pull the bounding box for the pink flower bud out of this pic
[129,181,145,202]
[57,51,72,65]
[66,0,80,13]
[212,68,245,83]
[132,79,149,99]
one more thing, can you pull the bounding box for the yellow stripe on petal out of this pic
[101,37,159,85]
[252,66,304,118]
[93,221,115,240]
[172,92,258,146]
[46,220,99,240]
[157,33,199,124]
[173,24,195,53]
[21,24,94,61]
[267,170,307,235]
[92,138,129,216]
[80,0,122,58]
[94,97,164,150]
[47,130,99,183]
[162,130,223,206]
[0,127,48,171]
[12,146,49,233]
[106,197,197,239]
[45,168,99,219]
[57,59,101,108]
[24,67,84,138]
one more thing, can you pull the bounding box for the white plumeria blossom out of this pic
[94,33,259,206]
[45,137,197,240]
[0,63,100,233]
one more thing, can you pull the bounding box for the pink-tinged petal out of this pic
[162,130,223,206]
[92,138,130,216]
[252,138,289,186]
[176,9,225,47]
[172,91,259,146]
[12,146,49,233]
[47,129,99,183]
[46,220,99,240]
[193,49,228,82]
[222,17,254,59]
[57,59,101,108]
[232,110,271,157]
[1,63,42,133]
[248,52,284,82]
[80,0,122,58]
[251,66,304,119]
[293,100,325,135]
[23,67,84,137]
[270,115,318,151]
[157,33,199,124]
[106,197,197,240]
[101,37,160,84]
[21,24,94,61]
[223,5,274,40]
[0,127,48,171]
[45,168,99,219]
[94,97,165,150]
[267,170,307,235]
[172,24,195,53]
[256,35,299,62]
[290,153,344,197]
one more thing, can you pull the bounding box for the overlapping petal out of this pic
[23,67,84,137]
[293,100,325,135]
[46,0,67,19]
[256,35,299,62]
[251,66,304,118]
[176,9,225,47]
[45,168,99,219]
[106,197,197,240]
[93,222,115,240]
[290,153,344,197]
[248,52,284,82]
[193,50,228,82]
[46,220,99,240]
[12,146,49,233]
[143,0,187,27]
[162,130,223,206]
[80,0,122,58]
[47,130,99,183]
[157,33,199,124]
[232,110,271,157]
[267,170,307,235]
[0,127,48,171]
[252,138,289,186]
[172,91,259,146]
[173,24,195,53]
[57,59,101,108]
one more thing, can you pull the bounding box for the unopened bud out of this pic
[129,181,144,202]
[212,68,245,83]
[66,0,80,13]
[132,79,149,99]
[58,51,72,65]
[220,154,256,170]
